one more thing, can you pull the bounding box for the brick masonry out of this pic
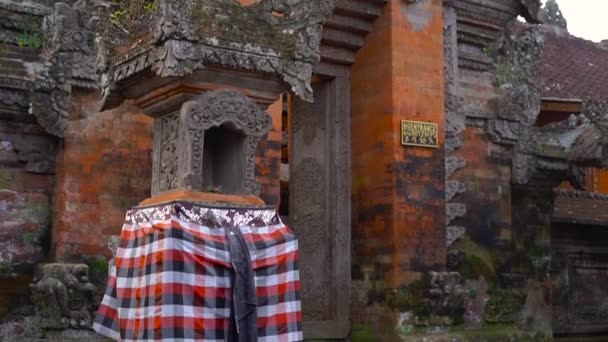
[0,119,56,317]
[350,0,445,333]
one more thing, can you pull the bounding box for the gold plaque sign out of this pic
[401,120,438,148]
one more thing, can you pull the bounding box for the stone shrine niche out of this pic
[151,89,272,196]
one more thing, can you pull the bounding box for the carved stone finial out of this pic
[152,89,272,196]
[582,99,608,168]
[29,263,97,330]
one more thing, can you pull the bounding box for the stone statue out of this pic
[29,263,97,329]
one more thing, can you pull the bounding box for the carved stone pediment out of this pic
[152,89,272,196]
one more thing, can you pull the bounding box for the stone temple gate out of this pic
[2,0,608,340]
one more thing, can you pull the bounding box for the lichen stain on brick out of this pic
[401,1,433,32]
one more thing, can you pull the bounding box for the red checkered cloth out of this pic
[93,202,302,342]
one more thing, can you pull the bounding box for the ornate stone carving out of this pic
[445,0,543,72]
[42,3,97,89]
[491,25,544,131]
[291,90,326,145]
[487,119,522,145]
[151,90,272,196]
[29,58,71,138]
[0,88,28,109]
[487,26,555,186]
[582,99,608,168]
[413,272,466,325]
[29,263,97,330]
[292,157,329,321]
[28,2,98,137]
[446,180,465,202]
[512,151,537,185]
[446,156,466,178]
[99,0,334,108]
[447,203,466,224]
[444,7,467,235]
[152,113,180,195]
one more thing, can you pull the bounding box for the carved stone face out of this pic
[71,265,90,283]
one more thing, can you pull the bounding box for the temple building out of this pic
[0,0,607,340]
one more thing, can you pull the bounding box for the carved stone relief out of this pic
[582,99,608,168]
[152,113,180,195]
[444,6,466,231]
[27,2,98,138]
[292,157,329,320]
[290,76,351,338]
[151,90,272,196]
[29,263,97,329]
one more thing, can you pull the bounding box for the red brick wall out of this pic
[351,0,445,288]
[54,103,154,261]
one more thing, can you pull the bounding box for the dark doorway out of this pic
[202,124,246,194]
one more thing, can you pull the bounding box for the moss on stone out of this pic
[15,16,43,49]
[0,262,12,276]
[396,324,550,341]
[86,257,109,277]
[385,280,425,313]
[192,1,296,57]
[0,170,14,189]
[451,235,497,283]
[351,324,375,342]
[483,288,526,324]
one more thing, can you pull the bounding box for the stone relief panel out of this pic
[152,113,180,194]
[290,74,351,339]
[291,86,331,321]
[29,263,97,330]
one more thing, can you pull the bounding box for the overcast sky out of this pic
[548,0,608,42]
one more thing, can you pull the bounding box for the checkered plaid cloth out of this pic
[93,202,302,342]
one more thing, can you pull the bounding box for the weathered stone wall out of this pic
[0,118,56,319]
[449,126,512,283]
[53,102,153,263]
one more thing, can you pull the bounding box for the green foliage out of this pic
[21,232,39,245]
[16,19,42,49]
[0,262,11,275]
[484,289,526,324]
[0,170,14,189]
[110,0,157,35]
[385,280,425,313]
[451,235,498,283]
